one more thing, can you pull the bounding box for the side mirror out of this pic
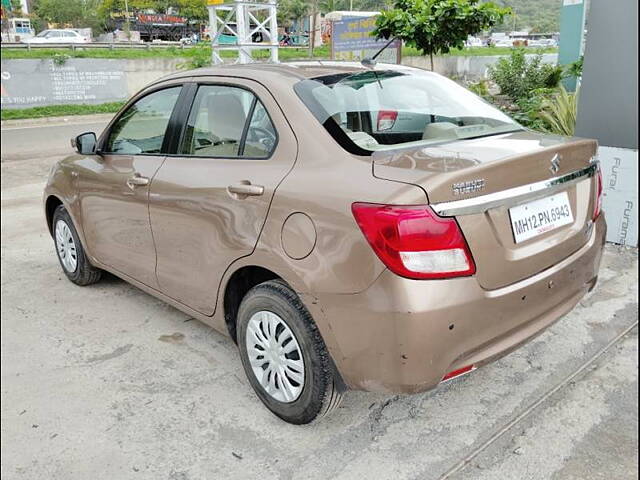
[71,132,97,155]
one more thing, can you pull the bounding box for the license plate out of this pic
[509,192,574,243]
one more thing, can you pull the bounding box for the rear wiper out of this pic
[458,128,525,142]
[334,69,404,90]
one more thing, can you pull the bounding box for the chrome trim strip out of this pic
[432,163,598,217]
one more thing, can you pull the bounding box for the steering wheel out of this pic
[247,126,276,151]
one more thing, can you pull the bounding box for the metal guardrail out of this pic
[0,41,186,50]
[0,42,311,50]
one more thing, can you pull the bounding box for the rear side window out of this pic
[243,100,277,157]
[105,86,181,155]
[180,85,277,158]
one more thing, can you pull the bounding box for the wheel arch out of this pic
[222,263,349,398]
[222,265,284,344]
[45,194,64,236]
[44,193,92,262]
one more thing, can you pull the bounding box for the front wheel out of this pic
[52,205,102,286]
[237,280,344,424]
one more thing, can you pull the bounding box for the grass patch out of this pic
[0,44,554,61]
[402,46,557,57]
[1,45,329,61]
[1,47,187,60]
[1,102,125,121]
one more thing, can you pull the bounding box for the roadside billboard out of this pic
[330,14,401,64]
[1,59,127,109]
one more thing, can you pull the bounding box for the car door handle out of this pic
[127,175,150,188]
[227,182,264,197]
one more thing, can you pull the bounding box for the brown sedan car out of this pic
[44,62,606,424]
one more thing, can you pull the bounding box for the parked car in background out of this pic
[533,38,558,48]
[23,29,90,44]
[465,36,484,47]
[44,62,605,424]
[495,38,514,47]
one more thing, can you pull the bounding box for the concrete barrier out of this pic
[1,53,558,109]
[1,58,182,109]
[402,53,558,79]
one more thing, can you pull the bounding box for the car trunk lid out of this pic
[372,131,599,290]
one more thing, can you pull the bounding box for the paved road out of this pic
[1,122,638,480]
[1,116,110,161]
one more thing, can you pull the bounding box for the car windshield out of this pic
[294,68,522,154]
[36,30,51,37]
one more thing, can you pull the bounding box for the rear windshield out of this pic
[294,69,522,155]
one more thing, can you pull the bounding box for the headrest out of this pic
[207,93,247,141]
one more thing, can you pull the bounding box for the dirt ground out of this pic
[1,133,638,480]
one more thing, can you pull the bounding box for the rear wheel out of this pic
[237,280,344,424]
[52,205,102,286]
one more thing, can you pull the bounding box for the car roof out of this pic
[152,61,424,87]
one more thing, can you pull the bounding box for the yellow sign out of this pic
[207,0,225,4]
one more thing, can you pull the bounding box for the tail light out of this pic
[593,165,603,220]
[376,110,398,131]
[351,203,476,279]
[442,364,475,382]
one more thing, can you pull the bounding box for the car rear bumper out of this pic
[306,215,606,393]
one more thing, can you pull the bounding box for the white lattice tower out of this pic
[207,0,279,64]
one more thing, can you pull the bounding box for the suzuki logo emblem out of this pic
[549,154,561,174]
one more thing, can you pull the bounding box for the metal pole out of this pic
[236,0,251,63]
[268,0,279,63]
[208,0,279,64]
[124,0,131,41]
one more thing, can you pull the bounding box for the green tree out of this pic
[9,0,23,16]
[492,0,561,34]
[319,0,347,13]
[176,0,207,23]
[34,0,103,30]
[97,0,207,34]
[278,0,310,30]
[97,0,173,18]
[373,0,509,70]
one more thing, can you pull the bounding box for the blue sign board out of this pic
[331,15,401,63]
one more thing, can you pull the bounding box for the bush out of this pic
[52,53,70,66]
[537,86,578,136]
[468,79,490,97]
[177,44,213,70]
[563,56,584,80]
[489,48,562,101]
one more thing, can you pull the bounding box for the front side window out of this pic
[294,69,522,153]
[181,85,276,158]
[105,86,181,154]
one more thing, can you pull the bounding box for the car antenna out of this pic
[361,37,397,69]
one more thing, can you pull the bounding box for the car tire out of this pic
[237,280,344,424]
[52,205,102,286]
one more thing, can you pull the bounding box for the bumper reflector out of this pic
[441,364,476,382]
